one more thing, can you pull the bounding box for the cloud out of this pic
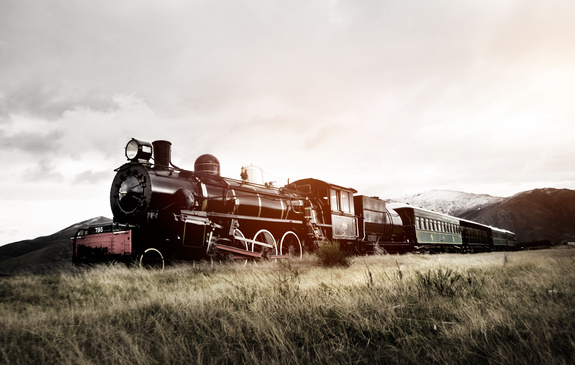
[21,158,63,182]
[73,170,113,185]
[0,129,63,153]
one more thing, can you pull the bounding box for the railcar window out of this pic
[415,217,420,229]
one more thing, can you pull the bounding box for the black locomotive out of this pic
[72,138,516,267]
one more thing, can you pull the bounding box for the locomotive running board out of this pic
[233,236,276,249]
[214,244,289,259]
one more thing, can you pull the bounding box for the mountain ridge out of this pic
[388,190,506,217]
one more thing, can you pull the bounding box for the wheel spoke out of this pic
[280,231,303,260]
[252,229,277,260]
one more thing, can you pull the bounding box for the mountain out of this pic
[390,190,505,217]
[461,188,575,244]
[0,216,112,275]
[390,188,575,244]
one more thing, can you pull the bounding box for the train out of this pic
[72,138,516,267]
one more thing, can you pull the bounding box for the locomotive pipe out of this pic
[152,140,172,167]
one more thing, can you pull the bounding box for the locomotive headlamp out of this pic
[125,138,152,161]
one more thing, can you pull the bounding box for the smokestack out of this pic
[152,140,172,167]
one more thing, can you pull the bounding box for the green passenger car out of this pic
[389,204,463,250]
[491,227,517,249]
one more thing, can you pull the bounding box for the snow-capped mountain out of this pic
[387,190,505,217]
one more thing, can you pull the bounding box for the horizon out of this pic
[1,184,571,247]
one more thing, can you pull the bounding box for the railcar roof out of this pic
[286,178,358,193]
[390,203,515,235]
[387,202,460,222]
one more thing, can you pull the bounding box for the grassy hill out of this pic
[0,216,111,275]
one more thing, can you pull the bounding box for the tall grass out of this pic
[1,248,574,364]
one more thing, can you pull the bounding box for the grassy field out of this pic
[1,248,574,364]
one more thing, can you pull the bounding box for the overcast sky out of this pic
[1,0,575,245]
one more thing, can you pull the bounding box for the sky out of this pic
[1,0,575,245]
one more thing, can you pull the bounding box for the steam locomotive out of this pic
[72,138,516,267]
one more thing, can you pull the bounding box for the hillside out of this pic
[0,216,112,275]
[391,188,575,244]
[461,188,575,244]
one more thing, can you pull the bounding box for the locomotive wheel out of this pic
[280,231,303,260]
[234,229,249,265]
[234,229,248,251]
[251,229,278,260]
[139,248,165,270]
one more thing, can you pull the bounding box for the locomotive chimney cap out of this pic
[194,154,220,176]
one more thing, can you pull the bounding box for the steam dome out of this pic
[194,154,220,176]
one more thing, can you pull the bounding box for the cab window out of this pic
[341,191,351,213]
[330,189,340,211]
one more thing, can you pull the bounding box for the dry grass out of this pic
[1,248,574,364]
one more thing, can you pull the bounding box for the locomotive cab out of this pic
[287,178,359,246]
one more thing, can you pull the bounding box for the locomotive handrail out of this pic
[181,210,304,225]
